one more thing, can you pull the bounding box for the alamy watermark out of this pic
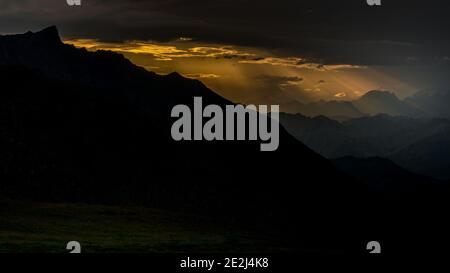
[66,241,81,253]
[366,241,381,254]
[367,0,382,6]
[171,97,280,152]
[66,0,82,6]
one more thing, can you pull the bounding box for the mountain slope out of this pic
[390,127,450,179]
[353,90,423,117]
[286,90,425,120]
[405,89,450,119]
[2,26,450,254]
[281,113,450,158]
[333,156,438,195]
[0,27,371,252]
[280,113,450,179]
[300,100,365,120]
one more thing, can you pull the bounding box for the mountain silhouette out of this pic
[300,100,365,120]
[405,89,450,119]
[280,112,450,179]
[285,90,426,120]
[2,26,450,254]
[353,90,424,117]
[390,126,450,179]
[333,156,438,195]
[0,27,372,252]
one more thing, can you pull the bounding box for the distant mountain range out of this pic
[289,89,450,120]
[405,89,450,119]
[280,113,450,179]
[390,126,450,179]
[353,90,424,117]
[0,26,373,252]
[2,26,450,253]
[294,100,365,121]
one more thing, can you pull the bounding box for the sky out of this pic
[2,0,450,108]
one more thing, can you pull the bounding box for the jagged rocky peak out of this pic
[0,26,62,45]
[30,26,62,44]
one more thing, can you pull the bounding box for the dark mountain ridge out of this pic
[0,27,371,252]
[390,126,450,179]
[1,26,450,253]
[354,90,424,117]
[405,88,450,119]
[280,112,450,179]
[299,100,365,119]
[269,90,419,120]
[333,156,439,195]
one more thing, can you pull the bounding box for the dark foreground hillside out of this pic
[0,27,369,253]
[1,27,450,254]
[0,198,293,253]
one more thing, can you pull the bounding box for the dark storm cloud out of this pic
[2,0,450,65]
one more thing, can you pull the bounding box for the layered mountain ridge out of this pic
[2,26,450,253]
[288,89,450,120]
[0,26,371,251]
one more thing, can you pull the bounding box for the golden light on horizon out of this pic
[63,38,419,108]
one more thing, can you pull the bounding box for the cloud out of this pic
[176,37,193,42]
[334,92,347,98]
[65,38,363,74]
[240,57,306,67]
[3,0,450,66]
[306,80,325,92]
[239,57,363,71]
[184,73,220,79]
[65,39,253,61]
[255,75,303,87]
